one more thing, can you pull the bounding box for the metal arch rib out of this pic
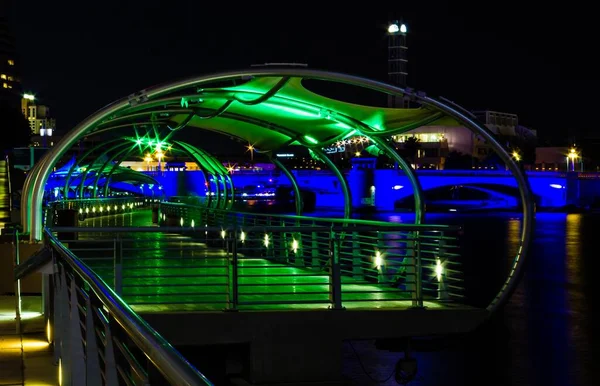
[231,76,290,105]
[415,94,535,315]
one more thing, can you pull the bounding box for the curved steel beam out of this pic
[415,94,534,314]
[90,146,134,198]
[311,147,351,219]
[100,146,141,199]
[369,136,425,224]
[63,138,126,198]
[174,141,230,209]
[270,156,303,216]
[74,142,131,199]
[232,76,290,105]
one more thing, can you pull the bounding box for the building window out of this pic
[2,83,7,88]
[7,59,14,66]
[0,74,5,79]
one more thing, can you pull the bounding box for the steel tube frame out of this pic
[311,147,352,219]
[270,155,303,216]
[74,142,131,199]
[89,146,133,198]
[63,138,125,198]
[369,136,425,224]
[24,69,533,316]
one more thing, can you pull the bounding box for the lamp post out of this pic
[567,147,582,172]
[387,21,408,108]
[144,154,153,171]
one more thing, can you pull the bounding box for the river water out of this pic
[342,212,599,386]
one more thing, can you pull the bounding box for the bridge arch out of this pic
[22,68,534,313]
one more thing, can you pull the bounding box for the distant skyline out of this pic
[4,0,594,144]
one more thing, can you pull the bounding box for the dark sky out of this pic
[6,0,595,144]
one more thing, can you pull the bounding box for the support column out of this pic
[311,148,351,219]
[271,156,303,216]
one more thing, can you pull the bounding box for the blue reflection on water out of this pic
[338,211,599,386]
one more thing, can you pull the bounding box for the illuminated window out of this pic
[2,83,7,88]
[7,85,12,89]
[7,76,13,81]
[7,59,14,66]
[0,74,5,79]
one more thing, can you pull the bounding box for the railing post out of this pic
[114,235,123,295]
[69,276,86,384]
[415,231,423,308]
[311,221,320,269]
[104,315,119,386]
[376,232,387,284]
[228,231,239,311]
[85,292,102,386]
[438,232,449,301]
[352,231,363,280]
[405,232,417,307]
[329,232,344,310]
[13,229,21,334]
[52,262,63,366]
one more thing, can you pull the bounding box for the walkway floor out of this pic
[71,211,465,313]
[0,296,57,386]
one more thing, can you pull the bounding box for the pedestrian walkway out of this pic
[0,295,57,385]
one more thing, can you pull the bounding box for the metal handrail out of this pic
[50,223,460,233]
[162,202,460,231]
[44,228,213,386]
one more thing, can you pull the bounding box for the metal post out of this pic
[69,277,86,384]
[438,233,449,301]
[85,293,102,386]
[59,268,71,385]
[13,230,21,334]
[231,232,239,310]
[311,221,320,269]
[415,231,423,308]
[329,232,344,310]
[351,231,363,280]
[114,235,123,295]
[405,232,417,307]
[104,315,119,386]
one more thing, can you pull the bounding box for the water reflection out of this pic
[342,212,599,386]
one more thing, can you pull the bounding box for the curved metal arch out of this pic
[415,94,535,314]
[99,145,142,199]
[25,69,533,318]
[90,146,135,198]
[270,155,303,216]
[173,142,221,208]
[63,138,134,197]
[311,147,352,219]
[174,141,231,210]
[73,142,132,198]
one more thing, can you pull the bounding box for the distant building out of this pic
[21,95,57,146]
[0,15,21,107]
[393,110,536,169]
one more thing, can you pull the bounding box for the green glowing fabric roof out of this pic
[169,76,459,151]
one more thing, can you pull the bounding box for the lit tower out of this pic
[387,21,408,108]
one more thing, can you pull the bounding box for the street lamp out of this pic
[567,147,582,172]
[512,151,521,162]
[144,154,153,171]
[388,22,407,35]
[246,144,255,163]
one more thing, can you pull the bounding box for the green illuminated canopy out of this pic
[102,75,460,152]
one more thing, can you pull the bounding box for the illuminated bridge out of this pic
[14,68,534,385]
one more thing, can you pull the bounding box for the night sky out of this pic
[6,1,594,144]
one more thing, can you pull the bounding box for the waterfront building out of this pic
[393,110,537,169]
